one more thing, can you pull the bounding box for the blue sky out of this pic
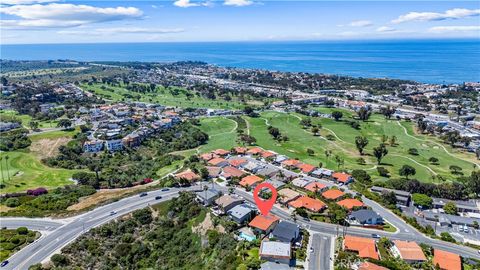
[1,1,479,44]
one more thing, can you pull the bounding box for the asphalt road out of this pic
[307,233,333,270]
[0,218,63,232]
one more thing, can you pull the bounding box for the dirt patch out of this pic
[0,204,13,213]
[67,184,154,211]
[192,212,225,235]
[30,137,71,158]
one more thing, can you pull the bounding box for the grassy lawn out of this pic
[240,110,476,183]
[197,117,238,153]
[81,83,273,109]
[156,160,183,178]
[0,110,59,129]
[382,222,397,233]
[29,128,78,141]
[0,151,78,194]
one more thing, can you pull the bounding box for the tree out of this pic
[51,254,69,267]
[442,131,461,146]
[28,121,39,130]
[449,165,463,175]
[306,148,315,156]
[429,157,439,165]
[412,193,433,209]
[357,107,371,121]
[239,134,256,146]
[57,119,72,129]
[351,169,371,184]
[373,144,388,164]
[377,166,390,177]
[408,148,419,155]
[416,119,428,133]
[380,106,395,119]
[383,191,397,206]
[389,135,397,146]
[268,126,281,140]
[200,167,209,180]
[132,208,153,225]
[332,111,343,121]
[399,165,416,179]
[443,201,457,215]
[311,126,320,136]
[300,118,312,127]
[354,136,369,155]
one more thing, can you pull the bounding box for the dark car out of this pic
[161,188,170,192]
[139,192,148,197]
[371,234,381,239]
[155,196,162,200]
[1,260,9,267]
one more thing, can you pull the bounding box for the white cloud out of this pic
[376,26,396,32]
[349,20,373,27]
[224,0,253,7]
[0,3,143,29]
[429,25,480,33]
[392,8,480,23]
[0,0,57,5]
[58,27,185,35]
[173,0,198,8]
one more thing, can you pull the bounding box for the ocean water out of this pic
[1,39,479,84]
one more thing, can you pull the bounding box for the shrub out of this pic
[5,197,20,207]
[408,148,419,155]
[16,227,29,235]
[377,167,390,177]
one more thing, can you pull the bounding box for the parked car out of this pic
[155,196,162,200]
[1,260,9,267]
[140,192,148,197]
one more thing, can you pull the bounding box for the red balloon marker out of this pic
[253,182,277,216]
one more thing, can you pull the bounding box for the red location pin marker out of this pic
[253,182,277,216]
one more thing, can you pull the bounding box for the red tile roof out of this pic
[433,249,461,270]
[288,196,326,212]
[248,214,280,231]
[213,149,230,156]
[222,166,245,178]
[200,153,218,161]
[261,151,276,158]
[247,147,263,155]
[322,189,345,200]
[392,240,426,262]
[239,175,263,187]
[282,159,301,167]
[208,157,227,166]
[337,198,364,210]
[358,262,388,270]
[343,235,379,260]
[304,182,327,193]
[233,146,248,154]
[175,169,200,182]
[298,163,316,173]
[229,158,247,168]
[332,172,352,183]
